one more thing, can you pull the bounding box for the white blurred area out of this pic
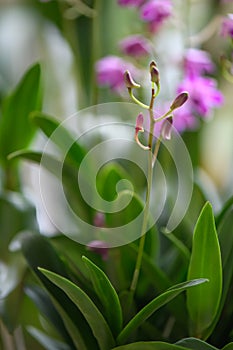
[0,4,78,235]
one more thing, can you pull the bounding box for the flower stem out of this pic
[130,86,159,296]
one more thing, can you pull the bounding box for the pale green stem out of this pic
[129,87,161,295]
[129,89,149,109]
[154,108,173,123]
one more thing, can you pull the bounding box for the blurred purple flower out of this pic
[172,102,199,132]
[119,35,151,57]
[95,55,137,93]
[177,76,224,117]
[140,0,172,32]
[118,0,144,6]
[221,14,233,38]
[184,48,215,77]
[87,240,109,260]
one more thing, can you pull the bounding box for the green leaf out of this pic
[0,63,41,163]
[216,195,233,227]
[205,208,233,341]
[112,341,191,350]
[222,344,233,350]
[187,202,222,337]
[39,268,115,350]
[25,286,72,346]
[117,279,208,345]
[31,112,86,167]
[82,256,123,337]
[21,233,98,349]
[176,337,218,349]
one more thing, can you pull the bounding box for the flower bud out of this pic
[170,91,188,110]
[161,117,173,140]
[124,70,140,89]
[135,113,144,133]
[150,61,159,85]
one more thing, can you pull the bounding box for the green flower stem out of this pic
[154,109,173,123]
[130,86,161,296]
[129,89,149,109]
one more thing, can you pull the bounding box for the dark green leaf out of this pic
[82,256,123,337]
[0,63,41,163]
[187,202,222,338]
[31,112,86,167]
[21,233,98,350]
[206,208,233,341]
[216,196,233,227]
[117,279,208,345]
[39,268,115,350]
[25,285,71,346]
[112,341,191,350]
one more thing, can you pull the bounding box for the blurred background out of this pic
[0,0,232,225]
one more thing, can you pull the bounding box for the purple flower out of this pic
[172,102,199,132]
[140,0,172,33]
[119,35,151,57]
[221,14,233,38]
[95,55,137,93]
[118,0,144,6]
[184,48,215,77]
[177,75,224,117]
[87,240,109,260]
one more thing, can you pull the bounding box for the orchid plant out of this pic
[0,1,233,350]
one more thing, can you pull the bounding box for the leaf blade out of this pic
[39,268,115,350]
[187,202,222,337]
[82,256,123,337]
[117,279,208,345]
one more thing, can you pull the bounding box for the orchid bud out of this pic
[135,113,144,133]
[161,117,173,140]
[170,91,189,110]
[124,70,140,89]
[134,113,150,150]
[150,61,159,85]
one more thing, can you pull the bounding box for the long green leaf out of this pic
[0,63,41,163]
[21,233,98,350]
[187,202,222,338]
[82,256,122,337]
[205,208,233,341]
[31,112,86,167]
[117,279,208,345]
[39,268,115,350]
[112,341,191,350]
[176,337,218,349]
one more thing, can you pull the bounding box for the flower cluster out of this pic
[173,49,223,132]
